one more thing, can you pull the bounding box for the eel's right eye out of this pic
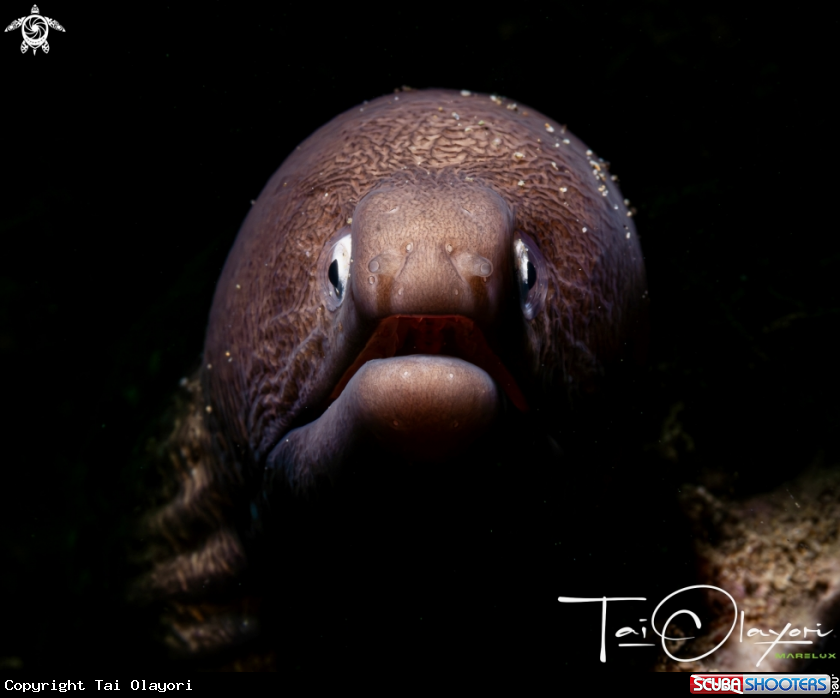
[328,259,342,293]
[319,228,352,311]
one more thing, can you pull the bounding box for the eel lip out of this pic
[330,315,529,411]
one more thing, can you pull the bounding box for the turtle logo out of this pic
[4,5,65,55]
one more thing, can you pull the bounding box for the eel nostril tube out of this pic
[451,250,494,279]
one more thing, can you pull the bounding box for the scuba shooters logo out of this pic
[4,5,64,54]
[557,585,835,667]
[689,674,836,695]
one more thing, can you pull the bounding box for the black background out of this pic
[1,1,837,674]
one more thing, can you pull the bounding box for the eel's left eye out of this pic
[514,231,548,320]
[319,228,352,311]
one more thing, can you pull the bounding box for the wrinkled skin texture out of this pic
[135,89,648,659]
[206,89,646,485]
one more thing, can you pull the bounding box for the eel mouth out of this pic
[330,315,528,411]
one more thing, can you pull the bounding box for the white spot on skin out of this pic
[562,138,570,145]
[205,405,212,413]
[206,364,212,370]
[545,123,555,132]
[517,180,525,187]
[460,89,472,96]
[452,112,460,120]
[406,242,413,253]
[235,284,241,289]
[626,232,631,239]
[586,149,593,156]
[560,187,568,193]
[582,227,588,232]
[551,162,558,169]
[347,217,353,224]
[513,152,525,160]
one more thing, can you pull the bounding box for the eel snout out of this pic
[348,179,514,328]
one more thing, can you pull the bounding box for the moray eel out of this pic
[136,88,648,660]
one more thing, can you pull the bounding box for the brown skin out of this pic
[205,89,646,483]
[264,176,517,490]
[136,88,648,656]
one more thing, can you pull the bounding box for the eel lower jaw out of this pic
[265,315,527,493]
[266,355,503,493]
[331,315,528,411]
[339,353,502,459]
